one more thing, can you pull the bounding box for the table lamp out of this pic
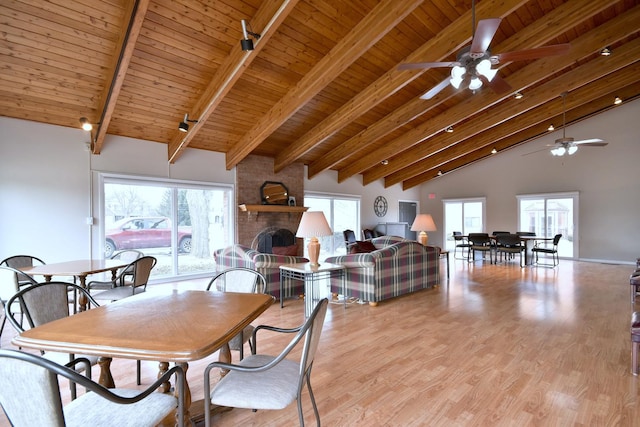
[411,214,436,246]
[296,211,332,266]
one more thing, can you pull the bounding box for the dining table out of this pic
[21,259,130,311]
[12,289,274,425]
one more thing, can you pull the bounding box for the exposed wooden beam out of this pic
[398,61,640,189]
[404,77,640,189]
[275,0,526,174]
[224,0,424,171]
[345,4,640,185]
[317,0,603,181]
[167,0,299,163]
[92,0,149,154]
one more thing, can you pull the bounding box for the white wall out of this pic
[418,98,640,263]
[2,98,639,264]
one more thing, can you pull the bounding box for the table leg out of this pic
[77,274,88,311]
[97,356,115,388]
[175,362,191,426]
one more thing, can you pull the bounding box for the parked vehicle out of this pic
[105,217,192,258]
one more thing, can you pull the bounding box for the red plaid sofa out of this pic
[214,245,308,301]
[325,237,440,305]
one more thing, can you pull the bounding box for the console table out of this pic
[280,262,346,317]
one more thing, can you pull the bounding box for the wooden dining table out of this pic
[21,259,130,311]
[12,289,273,425]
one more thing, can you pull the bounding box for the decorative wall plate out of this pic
[374,196,388,217]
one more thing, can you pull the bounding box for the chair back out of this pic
[468,233,491,246]
[552,234,563,245]
[128,256,157,289]
[343,229,356,245]
[495,234,523,248]
[362,229,375,240]
[492,231,510,236]
[0,255,45,286]
[0,350,66,427]
[206,267,267,294]
[111,249,144,274]
[6,282,99,332]
[516,231,536,237]
[300,298,329,376]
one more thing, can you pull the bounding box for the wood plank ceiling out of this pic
[1,0,639,189]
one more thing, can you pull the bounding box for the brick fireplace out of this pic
[236,155,305,254]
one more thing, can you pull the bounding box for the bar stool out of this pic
[631,311,640,375]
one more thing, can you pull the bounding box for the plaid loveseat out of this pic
[214,245,308,301]
[325,237,440,305]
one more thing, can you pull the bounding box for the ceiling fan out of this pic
[398,0,570,99]
[547,92,607,156]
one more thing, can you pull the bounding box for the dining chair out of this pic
[0,255,46,287]
[532,234,562,267]
[0,266,38,347]
[467,233,494,263]
[88,256,157,301]
[5,281,101,399]
[452,232,471,260]
[206,267,268,360]
[0,349,184,427]
[204,298,329,427]
[110,249,144,286]
[494,234,526,267]
[362,229,375,240]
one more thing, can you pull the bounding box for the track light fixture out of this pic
[548,124,555,132]
[445,126,454,133]
[240,20,261,51]
[381,159,389,165]
[178,113,198,133]
[614,96,622,105]
[491,147,497,154]
[437,170,443,176]
[600,47,611,56]
[514,92,523,99]
[79,117,96,131]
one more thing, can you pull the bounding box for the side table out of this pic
[280,262,346,317]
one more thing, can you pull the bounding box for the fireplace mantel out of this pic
[239,204,308,218]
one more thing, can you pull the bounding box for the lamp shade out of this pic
[296,211,332,238]
[410,214,437,233]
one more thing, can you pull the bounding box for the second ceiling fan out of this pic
[399,1,570,99]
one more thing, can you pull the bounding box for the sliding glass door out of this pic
[443,198,486,252]
[517,192,578,258]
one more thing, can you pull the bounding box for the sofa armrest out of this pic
[253,254,309,268]
[325,254,375,268]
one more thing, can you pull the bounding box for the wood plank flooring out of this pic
[1,258,639,426]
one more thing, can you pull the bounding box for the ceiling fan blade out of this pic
[484,73,511,94]
[574,138,607,146]
[398,61,458,70]
[493,43,571,63]
[420,77,450,100]
[470,18,501,55]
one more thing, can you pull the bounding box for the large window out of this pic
[443,198,486,252]
[303,193,360,258]
[517,192,578,259]
[100,175,233,281]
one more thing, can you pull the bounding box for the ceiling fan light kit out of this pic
[398,0,570,99]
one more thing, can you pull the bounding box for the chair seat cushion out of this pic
[64,388,177,427]
[209,354,300,410]
[92,286,145,301]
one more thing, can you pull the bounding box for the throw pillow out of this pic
[349,240,377,254]
[272,245,299,256]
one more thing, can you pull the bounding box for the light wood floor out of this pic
[1,258,639,426]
